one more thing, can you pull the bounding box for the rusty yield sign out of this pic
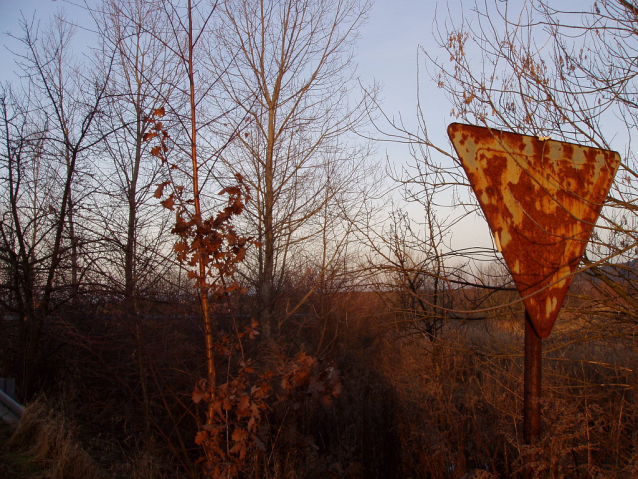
[448,123,620,338]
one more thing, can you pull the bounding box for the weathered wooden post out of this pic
[448,123,620,445]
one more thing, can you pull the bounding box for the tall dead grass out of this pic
[2,398,187,479]
[4,399,104,479]
[4,291,638,478]
[373,312,638,478]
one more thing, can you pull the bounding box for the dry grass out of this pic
[1,400,104,479]
[4,293,638,478]
[370,312,638,478]
[0,399,190,479]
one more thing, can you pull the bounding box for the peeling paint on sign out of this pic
[448,123,620,338]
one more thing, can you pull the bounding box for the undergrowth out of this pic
[0,400,103,479]
[3,309,638,478]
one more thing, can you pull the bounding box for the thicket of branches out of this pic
[2,0,638,477]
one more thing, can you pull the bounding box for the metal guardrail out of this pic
[0,389,23,418]
[0,378,23,423]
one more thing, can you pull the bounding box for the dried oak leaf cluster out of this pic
[192,350,342,478]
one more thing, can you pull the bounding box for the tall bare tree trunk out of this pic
[186,0,216,423]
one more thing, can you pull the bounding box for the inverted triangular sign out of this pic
[448,123,620,338]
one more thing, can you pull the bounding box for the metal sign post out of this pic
[523,312,541,443]
[448,123,620,444]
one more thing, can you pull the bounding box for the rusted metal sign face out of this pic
[448,123,620,338]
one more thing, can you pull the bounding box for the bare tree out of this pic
[0,14,110,394]
[91,0,178,305]
[359,67,508,338]
[211,0,375,337]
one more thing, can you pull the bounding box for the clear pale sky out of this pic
[0,0,455,144]
[0,0,490,251]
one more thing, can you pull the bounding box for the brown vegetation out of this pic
[2,286,638,478]
[2,0,638,478]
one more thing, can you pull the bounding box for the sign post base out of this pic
[523,309,542,444]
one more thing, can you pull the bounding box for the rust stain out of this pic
[448,123,620,337]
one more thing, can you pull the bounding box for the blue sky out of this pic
[0,0,454,143]
[0,0,491,251]
[0,0,460,187]
[0,0,454,133]
[358,0,454,141]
